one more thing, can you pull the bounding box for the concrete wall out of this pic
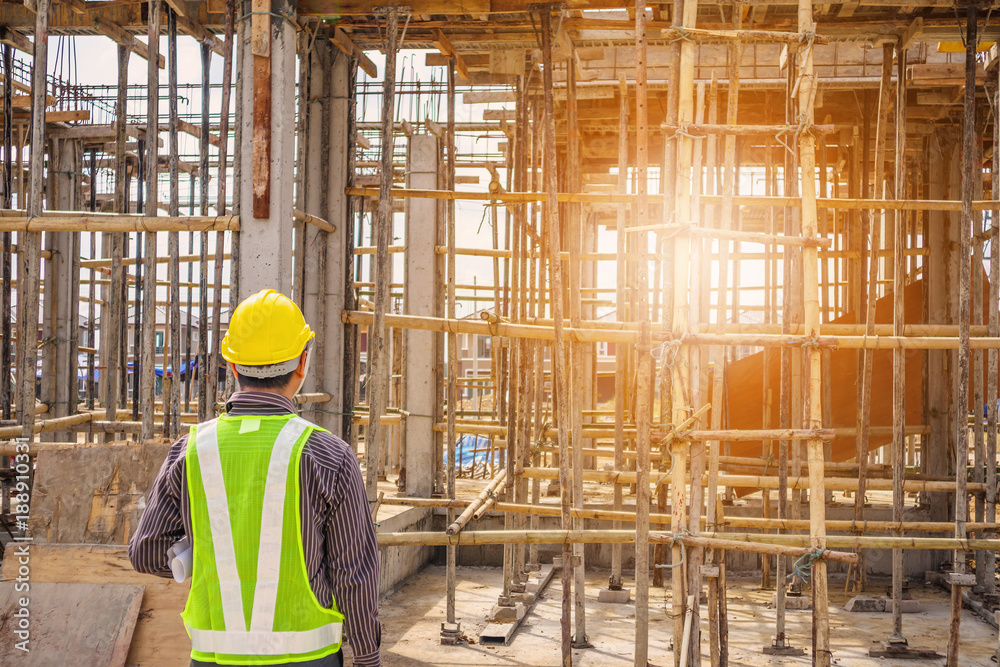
[377,507,435,598]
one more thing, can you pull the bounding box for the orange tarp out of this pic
[724,274,988,467]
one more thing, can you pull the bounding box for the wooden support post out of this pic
[211,0,235,405]
[634,0,655,664]
[539,8,573,667]
[251,0,271,218]
[105,44,128,435]
[947,8,977,666]
[988,27,1000,600]
[1,44,11,422]
[854,41,893,595]
[445,45,459,633]
[167,7,181,439]
[890,36,908,646]
[369,7,401,513]
[565,37,589,650]
[198,42,210,421]
[19,0,48,440]
[140,0,162,441]
[610,74,628,592]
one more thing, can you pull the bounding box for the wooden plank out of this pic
[92,16,165,69]
[251,0,270,219]
[29,441,171,545]
[0,26,32,53]
[55,0,85,14]
[900,16,923,50]
[1,544,190,667]
[0,582,143,667]
[331,27,377,78]
[464,90,517,104]
[431,28,469,81]
[177,118,221,147]
[1,109,89,124]
[175,12,225,56]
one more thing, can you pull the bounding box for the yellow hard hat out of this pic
[221,289,315,372]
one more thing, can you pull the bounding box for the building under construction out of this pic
[2,0,1000,665]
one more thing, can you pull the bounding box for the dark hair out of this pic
[237,370,296,390]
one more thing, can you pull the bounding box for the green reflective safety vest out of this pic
[181,414,344,665]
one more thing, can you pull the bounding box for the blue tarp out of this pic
[445,434,501,470]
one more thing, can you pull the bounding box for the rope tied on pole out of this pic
[653,530,691,569]
[790,546,827,585]
[667,26,697,44]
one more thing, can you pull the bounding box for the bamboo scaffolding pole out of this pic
[344,310,1000,349]
[446,469,507,536]
[196,40,210,423]
[537,9,573,666]
[0,215,240,232]
[379,497,1000,535]
[346,185,1000,213]
[661,123,835,136]
[372,529,1000,552]
[292,207,336,233]
[518,467,984,494]
[625,224,830,248]
[670,0,698,659]
[81,252,231,269]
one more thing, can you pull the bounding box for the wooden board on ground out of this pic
[30,441,171,545]
[1,543,191,667]
[0,581,143,667]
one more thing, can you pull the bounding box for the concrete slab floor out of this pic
[363,567,999,666]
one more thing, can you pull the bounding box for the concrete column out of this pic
[300,40,350,437]
[925,128,960,537]
[40,138,80,441]
[236,1,297,299]
[403,134,442,497]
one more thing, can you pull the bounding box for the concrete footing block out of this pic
[512,592,536,606]
[598,588,632,604]
[844,595,922,613]
[771,593,811,609]
[489,602,526,623]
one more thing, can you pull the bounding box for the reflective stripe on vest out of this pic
[187,624,343,656]
[189,416,342,655]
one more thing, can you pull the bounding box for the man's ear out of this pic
[294,351,309,377]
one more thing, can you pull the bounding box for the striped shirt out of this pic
[128,391,381,667]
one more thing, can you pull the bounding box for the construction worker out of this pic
[130,289,381,667]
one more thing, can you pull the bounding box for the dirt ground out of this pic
[358,566,999,666]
